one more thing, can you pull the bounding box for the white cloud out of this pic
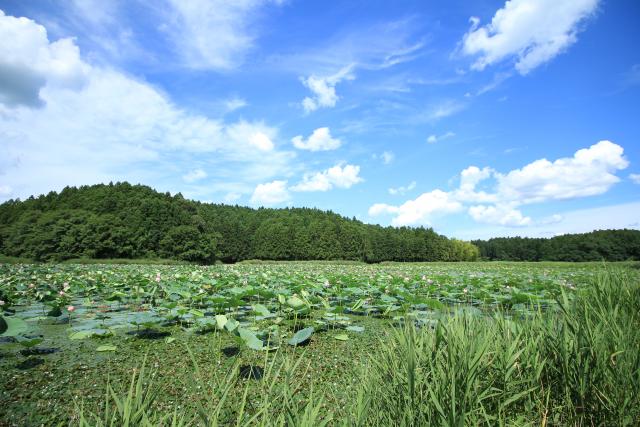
[368,190,463,226]
[291,164,363,192]
[630,173,640,185]
[417,101,466,122]
[291,127,342,151]
[0,10,90,107]
[162,0,282,71]
[381,151,395,165]
[250,132,275,151]
[370,140,629,227]
[250,180,290,205]
[225,97,247,112]
[0,11,296,202]
[462,0,599,75]
[274,18,424,75]
[454,202,640,240]
[182,169,207,183]
[427,131,455,144]
[300,65,354,112]
[223,192,242,203]
[496,140,628,203]
[0,184,12,196]
[388,181,416,196]
[468,204,531,226]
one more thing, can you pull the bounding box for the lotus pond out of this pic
[0,262,622,425]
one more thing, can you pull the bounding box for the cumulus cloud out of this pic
[291,164,363,192]
[468,204,531,226]
[0,11,296,202]
[369,190,463,226]
[496,140,628,203]
[301,65,354,112]
[291,127,342,151]
[629,173,640,185]
[0,10,90,107]
[249,132,274,151]
[388,181,416,196]
[370,140,629,227]
[250,180,290,205]
[461,0,600,74]
[182,169,207,183]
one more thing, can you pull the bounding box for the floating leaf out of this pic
[18,337,43,348]
[288,327,314,346]
[69,329,110,340]
[96,344,117,352]
[333,334,349,341]
[0,315,28,337]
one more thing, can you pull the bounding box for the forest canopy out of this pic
[0,183,638,264]
[0,183,478,263]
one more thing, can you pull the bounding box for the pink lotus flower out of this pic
[67,305,75,312]
[463,288,468,294]
[28,283,35,289]
[63,282,70,291]
[59,291,66,296]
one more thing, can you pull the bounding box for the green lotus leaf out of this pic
[238,327,264,351]
[288,327,314,346]
[286,295,305,309]
[0,315,28,337]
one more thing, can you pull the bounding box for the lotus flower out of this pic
[0,300,5,306]
[67,305,75,312]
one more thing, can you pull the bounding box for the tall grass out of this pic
[75,268,640,426]
[353,268,640,426]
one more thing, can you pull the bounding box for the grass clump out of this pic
[354,268,640,426]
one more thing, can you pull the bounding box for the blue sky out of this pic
[0,0,638,239]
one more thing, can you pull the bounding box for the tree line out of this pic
[0,182,479,263]
[2,183,637,263]
[472,230,640,262]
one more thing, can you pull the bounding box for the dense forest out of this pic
[0,183,479,263]
[1,183,638,264]
[472,230,640,262]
